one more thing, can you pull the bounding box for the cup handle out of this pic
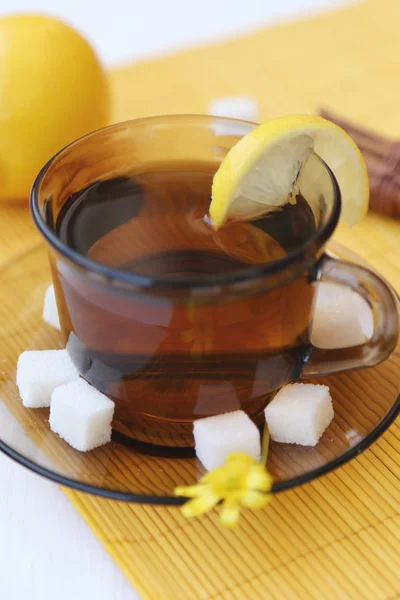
[302,254,399,377]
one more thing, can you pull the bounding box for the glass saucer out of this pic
[0,242,398,504]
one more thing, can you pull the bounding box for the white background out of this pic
[0,1,353,599]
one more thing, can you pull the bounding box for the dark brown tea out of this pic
[52,161,317,447]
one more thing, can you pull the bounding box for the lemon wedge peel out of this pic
[210,115,369,230]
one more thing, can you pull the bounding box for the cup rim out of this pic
[30,115,341,289]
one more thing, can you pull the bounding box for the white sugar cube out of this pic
[208,95,259,122]
[194,410,260,471]
[265,383,334,446]
[42,285,61,330]
[16,349,79,408]
[50,378,114,452]
[310,282,373,349]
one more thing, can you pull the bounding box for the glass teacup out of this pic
[31,115,399,448]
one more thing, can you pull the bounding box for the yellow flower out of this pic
[175,452,272,527]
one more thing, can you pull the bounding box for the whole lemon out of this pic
[0,14,110,202]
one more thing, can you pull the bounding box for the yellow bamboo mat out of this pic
[69,1,400,597]
[1,0,400,598]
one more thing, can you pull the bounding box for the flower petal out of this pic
[206,464,232,486]
[220,498,241,528]
[181,493,220,518]
[175,484,208,498]
[239,490,271,509]
[245,466,273,492]
[226,452,255,469]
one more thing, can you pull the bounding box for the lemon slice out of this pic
[210,115,369,229]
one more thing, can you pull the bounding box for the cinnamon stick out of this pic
[320,108,400,218]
